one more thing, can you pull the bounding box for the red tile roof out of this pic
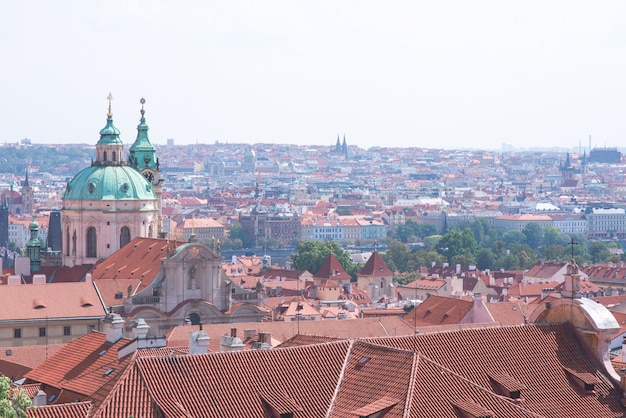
[0,282,106,321]
[314,253,351,281]
[24,332,134,403]
[369,323,624,417]
[404,295,473,326]
[26,401,92,418]
[90,237,182,307]
[357,251,392,277]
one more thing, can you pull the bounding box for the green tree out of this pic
[0,376,32,418]
[423,235,442,249]
[382,241,410,273]
[437,229,480,262]
[418,223,438,238]
[404,249,446,272]
[450,253,477,268]
[508,243,538,269]
[589,241,613,264]
[291,241,356,277]
[227,223,252,248]
[541,244,565,261]
[522,223,544,250]
[542,226,569,248]
[476,248,496,270]
[502,230,526,247]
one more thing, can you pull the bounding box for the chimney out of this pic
[33,390,46,407]
[220,334,244,352]
[244,329,257,340]
[455,264,461,275]
[259,332,270,344]
[7,275,21,285]
[622,336,626,364]
[103,313,125,344]
[132,318,150,340]
[230,327,237,338]
[32,274,46,285]
[14,256,30,277]
[189,329,210,354]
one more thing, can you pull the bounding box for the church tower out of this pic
[128,98,163,236]
[21,170,33,216]
[61,94,159,267]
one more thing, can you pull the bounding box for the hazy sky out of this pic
[2,1,626,150]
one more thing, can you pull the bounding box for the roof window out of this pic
[488,372,526,400]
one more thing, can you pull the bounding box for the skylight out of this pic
[98,349,107,356]
[103,368,114,376]
[357,356,371,366]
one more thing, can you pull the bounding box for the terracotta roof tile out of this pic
[0,282,106,321]
[314,253,351,281]
[26,401,92,418]
[357,251,393,277]
[24,332,134,402]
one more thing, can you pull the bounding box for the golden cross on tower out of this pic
[107,93,113,116]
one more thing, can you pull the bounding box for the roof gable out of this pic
[357,251,393,277]
[314,253,351,281]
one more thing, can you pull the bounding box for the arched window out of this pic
[103,151,107,162]
[86,227,97,258]
[112,151,117,162]
[188,312,201,325]
[65,228,70,256]
[120,226,130,248]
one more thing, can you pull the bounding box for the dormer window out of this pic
[488,372,526,400]
[563,367,599,394]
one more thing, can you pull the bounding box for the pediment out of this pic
[170,243,220,261]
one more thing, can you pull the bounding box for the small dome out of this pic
[97,115,123,146]
[63,165,157,201]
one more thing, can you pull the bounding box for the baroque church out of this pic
[57,96,264,336]
[61,96,163,267]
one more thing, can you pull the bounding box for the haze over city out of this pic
[3,1,626,150]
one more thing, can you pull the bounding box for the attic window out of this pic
[48,394,57,403]
[98,349,107,356]
[80,297,93,307]
[33,299,46,309]
[5,350,11,356]
[103,368,114,376]
[115,291,123,299]
[488,372,526,400]
[563,367,599,393]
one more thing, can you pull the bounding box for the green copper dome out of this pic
[63,165,157,201]
[129,99,158,170]
[97,114,123,146]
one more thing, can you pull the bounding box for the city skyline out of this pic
[2,1,626,150]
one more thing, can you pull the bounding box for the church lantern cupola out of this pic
[96,93,124,165]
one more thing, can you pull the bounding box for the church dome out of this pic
[63,165,156,201]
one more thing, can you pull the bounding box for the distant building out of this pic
[590,147,621,164]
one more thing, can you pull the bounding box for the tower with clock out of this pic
[128,98,164,236]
